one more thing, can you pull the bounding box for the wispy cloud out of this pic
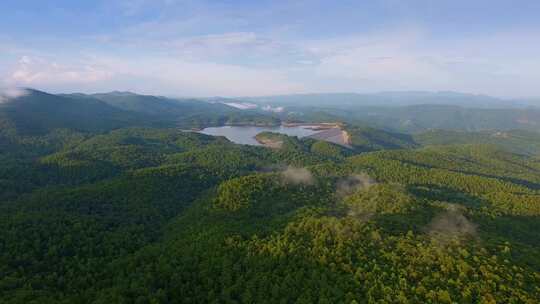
[281,167,314,186]
[294,29,540,96]
[1,1,540,97]
[3,52,305,96]
[0,87,29,103]
[6,56,114,88]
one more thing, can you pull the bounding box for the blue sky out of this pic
[1,0,539,97]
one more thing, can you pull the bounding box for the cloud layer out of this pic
[281,167,314,186]
[0,87,29,103]
[336,173,377,197]
[1,1,540,97]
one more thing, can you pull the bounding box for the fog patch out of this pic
[0,87,29,103]
[336,173,376,197]
[346,209,374,223]
[426,205,477,238]
[281,166,314,185]
[337,173,377,222]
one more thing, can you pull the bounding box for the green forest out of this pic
[1,90,540,303]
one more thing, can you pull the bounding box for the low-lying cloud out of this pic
[426,205,477,238]
[281,167,314,185]
[0,87,29,103]
[336,173,376,197]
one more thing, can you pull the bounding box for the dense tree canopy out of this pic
[1,121,540,303]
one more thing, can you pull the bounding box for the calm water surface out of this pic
[198,125,319,145]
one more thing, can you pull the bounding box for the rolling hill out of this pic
[67,91,280,128]
[283,104,540,133]
[414,129,540,155]
[1,87,540,303]
[0,89,150,136]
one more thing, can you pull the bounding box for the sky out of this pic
[1,0,539,97]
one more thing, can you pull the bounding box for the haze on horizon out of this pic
[1,0,539,99]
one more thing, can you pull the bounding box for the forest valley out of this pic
[1,89,540,303]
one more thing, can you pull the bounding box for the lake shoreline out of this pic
[194,124,321,146]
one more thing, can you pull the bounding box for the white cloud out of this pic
[2,27,540,97]
[291,29,540,97]
[164,32,285,60]
[309,33,452,91]
[281,167,314,185]
[262,105,284,113]
[223,102,258,110]
[0,87,29,103]
[3,0,540,98]
[8,56,114,87]
[92,55,306,96]
[3,53,305,96]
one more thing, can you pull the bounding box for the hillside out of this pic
[0,89,282,157]
[345,125,419,151]
[2,129,540,303]
[274,104,540,133]
[0,89,150,136]
[68,92,280,128]
[88,92,234,118]
[415,129,540,155]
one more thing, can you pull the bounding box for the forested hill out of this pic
[0,89,281,157]
[65,91,280,128]
[89,91,235,117]
[414,129,540,155]
[1,89,540,303]
[1,89,279,137]
[279,104,540,133]
[0,89,151,135]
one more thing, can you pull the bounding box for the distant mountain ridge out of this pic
[238,91,536,108]
[65,92,235,119]
[0,89,281,139]
[0,89,152,135]
[3,88,540,140]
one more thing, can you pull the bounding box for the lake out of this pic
[198,125,320,146]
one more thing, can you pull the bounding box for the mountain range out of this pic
[236,91,539,108]
[3,89,540,135]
